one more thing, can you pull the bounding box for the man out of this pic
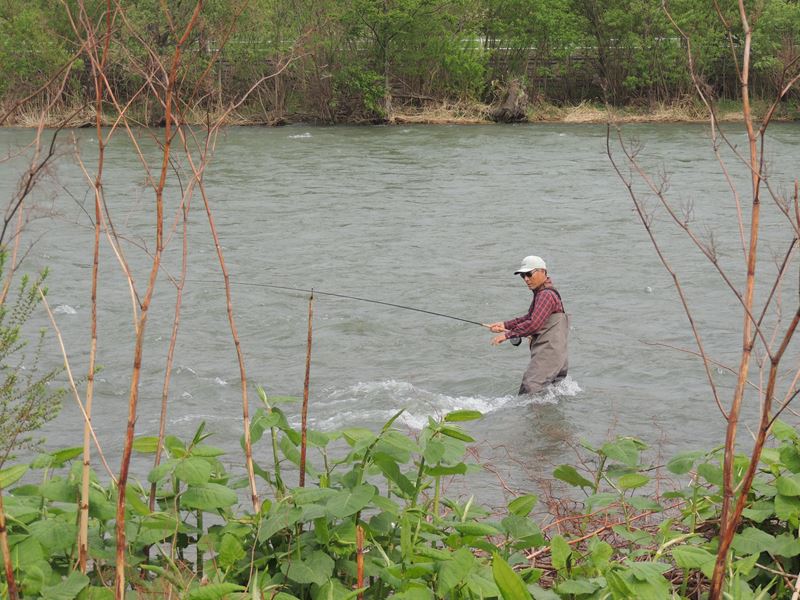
[485,255,569,395]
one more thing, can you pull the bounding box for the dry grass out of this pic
[391,100,490,125]
[2,97,793,128]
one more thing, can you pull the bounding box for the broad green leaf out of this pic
[373,454,415,497]
[625,496,662,511]
[192,444,226,457]
[29,519,76,552]
[218,533,245,568]
[731,527,775,555]
[666,451,704,475]
[50,447,83,466]
[181,483,237,511]
[588,538,613,570]
[550,535,571,570]
[508,494,538,517]
[775,494,800,521]
[132,436,159,453]
[341,427,377,450]
[743,500,774,523]
[258,505,302,541]
[780,445,800,473]
[147,459,177,484]
[553,464,593,489]
[0,464,28,488]
[438,547,475,594]
[40,571,90,600]
[439,425,475,442]
[601,438,642,467]
[175,457,213,485]
[771,420,798,441]
[697,462,723,486]
[425,463,467,476]
[618,473,649,489]
[772,532,800,557]
[422,439,445,464]
[492,552,532,600]
[186,583,246,600]
[527,584,560,600]
[40,479,77,503]
[555,578,601,595]
[672,545,715,572]
[777,473,800,496]
[444,409,482,422]
[451,521,502,536]
[326,484,376,518]
[282,551,334,586]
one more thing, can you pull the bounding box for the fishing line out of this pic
[188,278,525,344]
[188,279,488,328]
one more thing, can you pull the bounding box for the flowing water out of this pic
[1,122,798,508]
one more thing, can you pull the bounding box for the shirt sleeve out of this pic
[503,291,558,339]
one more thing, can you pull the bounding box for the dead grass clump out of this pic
[391,100,491,124]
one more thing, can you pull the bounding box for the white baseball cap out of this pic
[514,255,547,274]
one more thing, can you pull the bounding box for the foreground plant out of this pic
[4,398,800,598]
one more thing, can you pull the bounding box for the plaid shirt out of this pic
[503,280,564,339]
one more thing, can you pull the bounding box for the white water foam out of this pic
[54,304,77,314]
[288,132,312,139]
[310,377,581,431]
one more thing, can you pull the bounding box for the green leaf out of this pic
[492,552,532,600]
[601,438,643,467]
[147,459,177,484]
[132,436,160,453]
[553,464,593,488]
[341,427,377,450]
[40,571,90,600]
[186,583,246,600]
[175,457,213,485]
[0,464,28,488]
[29,519,76,552]
[589,538,613,570]
[772,533,800,557]
[326,484,376,518]
[555,578,601,595]
[671,545,715,573]
[438,547,475,594]
[618,473,649,489]
[444,409,482,422]
[777,473,800,496]
[508,494,538,517]
[425,463,467,476]
[218,533,246,568]
[50,447,83,466]
[181,483,238,511]
[743,500,774,523]
[731,527,775,555]
[666,450,703,474]
[775,494,800,521]
[550,535,572,570]
[451,521,502,536]
[282,551,334,586]
[771,419,798,441]
[697,462,723,486]
[438,425,475,442]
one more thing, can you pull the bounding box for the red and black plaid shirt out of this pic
[503,279,564,339]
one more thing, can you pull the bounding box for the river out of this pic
[1,122,798,508]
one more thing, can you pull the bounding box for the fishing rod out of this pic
[189,278,525,345]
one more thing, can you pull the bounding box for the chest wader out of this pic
[519,288,569,396]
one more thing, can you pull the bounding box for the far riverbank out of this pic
[3,98,798,128]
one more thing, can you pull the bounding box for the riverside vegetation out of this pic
[1,0,800,124]
[5,386,800,598]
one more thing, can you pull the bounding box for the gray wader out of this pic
[519,312,569,395]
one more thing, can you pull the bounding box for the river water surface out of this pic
[1,122,798,507]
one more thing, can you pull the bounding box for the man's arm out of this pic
[504,292,558,339]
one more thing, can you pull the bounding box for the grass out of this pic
[2,96,798,128]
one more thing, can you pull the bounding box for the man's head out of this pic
[514,255,547,290]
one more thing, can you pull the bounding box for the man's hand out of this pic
[484,322,506,333]
[491,334,507,346]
